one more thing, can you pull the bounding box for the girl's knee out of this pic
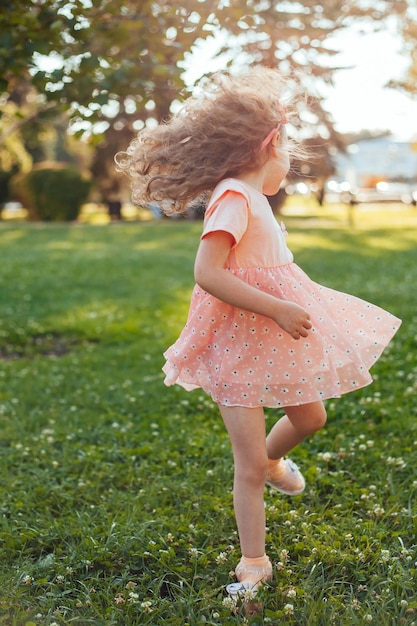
[234,453,269,486]
[310,406,327,433]
[286,402,327,437]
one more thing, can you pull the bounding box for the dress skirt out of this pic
[162,262,401,408]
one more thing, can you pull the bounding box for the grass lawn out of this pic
[0,201,416,625]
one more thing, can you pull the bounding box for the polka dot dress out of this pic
[163,179,401,408]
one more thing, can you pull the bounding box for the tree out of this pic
[215,0,409,138]
[389,4,417,96]
[0,1,217,213]
[70,0,218,212]
[1,1,215,128]
[0,0,413,215]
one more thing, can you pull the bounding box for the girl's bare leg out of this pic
[218,404,268,558]
[266,400,327,460]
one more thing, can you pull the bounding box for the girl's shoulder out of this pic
[204,178,251,224]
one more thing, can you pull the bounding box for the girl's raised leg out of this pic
[265,401,327,494]
[266,400,327,461]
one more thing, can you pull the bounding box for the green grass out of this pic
[0,202,416,625]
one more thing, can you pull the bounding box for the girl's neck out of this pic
[235,170,265,193]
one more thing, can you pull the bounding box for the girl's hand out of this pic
[273,301,312,340]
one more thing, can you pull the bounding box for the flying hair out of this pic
[115,66,306,214]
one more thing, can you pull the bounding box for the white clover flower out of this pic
[286,587,297,598]
[280,549,289,562]
[114,594,125,605]
[400,599,408,607]
[216,551,228,564]
[318,452,332,461]
[141,600,153,613]
[188,547,199,558]
[365,614,373,622]
[242,588,257,601]
[284,603,294,615]
[126,580,137,589]
[380,549,390,563]
[373,505,385,517]
[22,575,33,585]
[222,596,237,609]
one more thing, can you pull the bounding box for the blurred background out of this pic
[1,0,416,222]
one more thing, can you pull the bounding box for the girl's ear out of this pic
[271,125,287,150]
[271,132,281,147]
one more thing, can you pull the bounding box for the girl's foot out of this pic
[226,554,272,595]
[266,458,305,495]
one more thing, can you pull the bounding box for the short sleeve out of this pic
[201,190,248,247]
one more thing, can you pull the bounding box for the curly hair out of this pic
[115,66,305,214]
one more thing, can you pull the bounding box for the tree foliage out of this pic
[1,1,411,131]
[1,1,215,129]
[0,0,413,203]
[216,0,410,138]
[389,3,417,96]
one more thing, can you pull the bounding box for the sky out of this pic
[323,26,416,139]
[182,25,417,141]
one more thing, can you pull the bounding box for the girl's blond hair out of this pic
[115,66,304,214]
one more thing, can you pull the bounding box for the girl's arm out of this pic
[194,230,311,340]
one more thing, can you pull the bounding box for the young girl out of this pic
[116,67,401,595]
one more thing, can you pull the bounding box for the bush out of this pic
[9,162,91,221]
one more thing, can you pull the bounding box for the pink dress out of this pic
[163,178,401,408]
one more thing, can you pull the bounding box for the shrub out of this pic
[9,162,91,221]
